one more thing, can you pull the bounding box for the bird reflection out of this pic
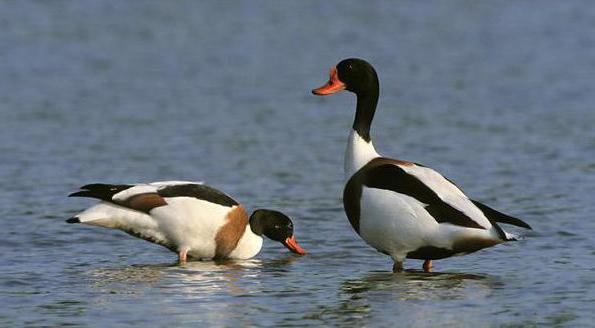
[341,270,498,301]
[85,255,301,298]
[298,270,503,325]
[85,259,262,296]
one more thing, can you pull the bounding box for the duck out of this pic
[312,58,531,273]
[67,181,306,264]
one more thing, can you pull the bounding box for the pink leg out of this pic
[178,249,188,264]
[423,259,432,273]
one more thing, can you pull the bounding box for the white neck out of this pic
[344,129,380,179]
[228,225,263,259]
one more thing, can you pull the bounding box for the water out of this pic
[1,1,594,326]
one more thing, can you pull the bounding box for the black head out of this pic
[312,58,380,142]
[249,209,306,255]
[312,58,379,96]
[336,58,379,95]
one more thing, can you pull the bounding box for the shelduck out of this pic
[68,181,306,263]
[312,58,531,272]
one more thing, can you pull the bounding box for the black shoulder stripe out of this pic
[361,163,485,230]
[472,200,532,230]
[157,184,238,207]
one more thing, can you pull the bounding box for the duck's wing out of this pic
[67,181,238,248]
[345,157,496,233]
[389,162,531,230]
[69,181,237,214]
[70,183,167,213]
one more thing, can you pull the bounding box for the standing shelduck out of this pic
[68,181,306,263]
[312,58,531,272]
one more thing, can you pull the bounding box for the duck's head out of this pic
[312,58,379,97]
[249,209,306,255]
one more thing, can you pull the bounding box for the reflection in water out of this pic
[341,270,497,301]
[85,260,258,299]
[87,263,172,290]
[85,256,300,298]
[82,257,307,325]
[305,270,502,326]
[166,259,266,298]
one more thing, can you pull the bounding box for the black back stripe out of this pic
[158,184,238,207]
[351,158,485,230]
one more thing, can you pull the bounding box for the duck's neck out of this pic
[353,92,378,142]
[249,215,264,236]
[345,91,380,179]
[345,130,379,179]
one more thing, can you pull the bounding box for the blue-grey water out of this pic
[1,1,594,327]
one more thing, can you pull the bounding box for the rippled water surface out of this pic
[1,1,594,326]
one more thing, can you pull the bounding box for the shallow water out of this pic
[1,1,594,326]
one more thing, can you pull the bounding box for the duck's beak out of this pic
[312,66,346,96]
[283,235,306,255]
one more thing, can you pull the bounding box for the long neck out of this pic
[353,90,378,142]
[345,90,380,179]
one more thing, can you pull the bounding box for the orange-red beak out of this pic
[283,235,306,255]
[312,67,346,96]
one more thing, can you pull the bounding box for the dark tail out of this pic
[66,217,80,224]
[472,200,532,230]
[69,183,133,201]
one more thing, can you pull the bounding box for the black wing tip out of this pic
[66,217,80,224]
[68,191,87,197]
[517,221,532,230]
[68,183,133,200]
[471,199,532,230]
[498,216,533,230]
[68,183,105,197]
[80,183,107,190]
